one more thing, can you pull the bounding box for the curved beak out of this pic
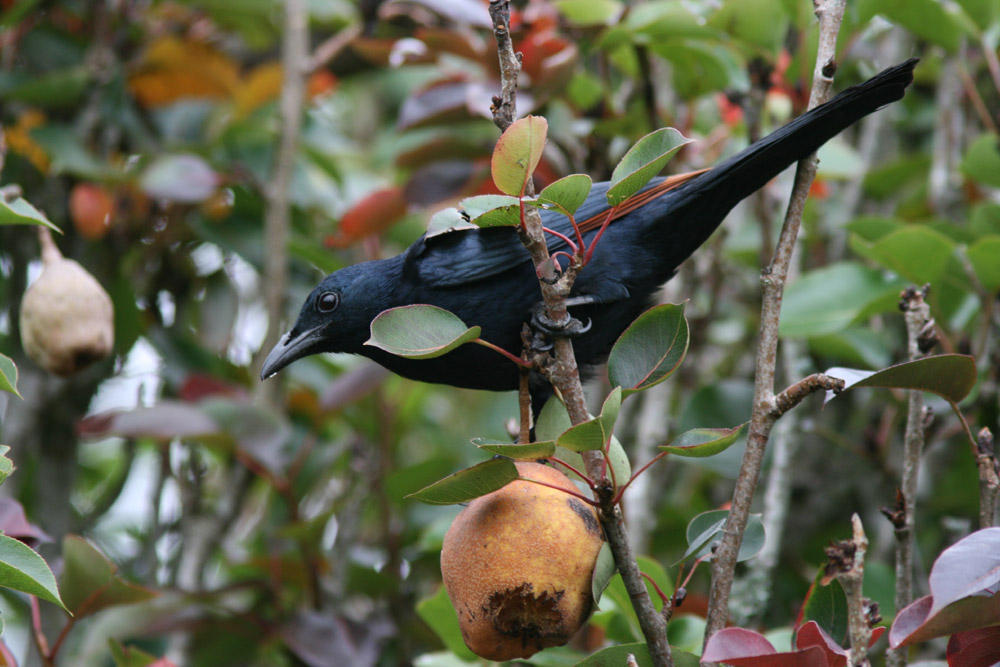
[260,324,326,380]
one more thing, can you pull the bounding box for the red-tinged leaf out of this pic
[702,627,829,667]
[660,423,747,457]
[405,458,518,505]
[177,373,247,402]
[77,401,218,441]
[492,115,548,196]
[607,128,691,206]
[365,305,481,360]
[928,527,1000,616]
[887,531,1000,646]
[947,626,1000,667]
[397,76,493,130]
[326,187,408,248]
[795,620,847,666]
[0,498,51,547]
[890,593,1000,648]
[824,354,977,405]
[59,536,154,617]
[608,303,688,395]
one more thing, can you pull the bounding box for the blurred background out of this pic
[0,0,998,665]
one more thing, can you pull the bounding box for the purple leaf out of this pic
[928,527,1000,616]
[947,626,1000,667]
[0,498,51,547]
[703,627,829,667]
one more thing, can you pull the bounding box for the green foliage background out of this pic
[0,0,997,664]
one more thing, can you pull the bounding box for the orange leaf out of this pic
[129,36,239,108]
[325,187,408,248]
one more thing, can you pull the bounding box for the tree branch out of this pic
[826,514,874,667]
[703,0,847,648]
[254,0,308,401]
[886,285,933,667]
[488,2,670,663]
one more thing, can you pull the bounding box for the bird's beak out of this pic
[260,324,326,380]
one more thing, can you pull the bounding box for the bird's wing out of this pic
[407,169,709,288]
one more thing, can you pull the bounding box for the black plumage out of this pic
[261,59,917,407]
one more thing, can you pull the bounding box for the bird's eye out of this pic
[317,291,339,313]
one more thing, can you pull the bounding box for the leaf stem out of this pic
[549,456,596,490]
[519,477,597,505]
[615,450,670,504]
[473,338,532,368]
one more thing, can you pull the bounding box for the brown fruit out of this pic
[69,183,114,240]
[440,461,604,661]
[19,229,114,375]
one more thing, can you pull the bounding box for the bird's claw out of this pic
[531,303,593,348]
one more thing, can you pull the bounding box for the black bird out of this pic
[261,59,917,412]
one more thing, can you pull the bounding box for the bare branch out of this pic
[977,427,999,528]
[826,514,875,667]
[704,0,847,648]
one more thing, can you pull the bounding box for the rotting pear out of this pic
[440,461,604,660]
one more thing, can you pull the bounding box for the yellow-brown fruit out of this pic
[19,229,114,375]
[69,183,115,240]
[441,461,604,661]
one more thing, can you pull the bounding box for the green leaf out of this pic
[780,262,904,337]
[59,536,154,617]
[558,388,623,451]
[0,534,65,610]
[682,510,765,563]
[709,0,790,51]
[425,207,476,238]
[968,236,1000,291]
[536,395,572,442]
[365,305,481,360]
[649,40,743,100]
[607,128,690,206]
[536,173,593,216]
[637,555,673,610]
[0,197,61,232]
[492,115,548,196]
[661,423,747,458]
[405,458,518,505]
[0,354,20,398]
[574,642,655,667]
[608,303,688,395]
[472,439,556,459]
[553,0,623,26]
[591,542,616,604]
[415,586,477,661]
[802,569,848,645]
[859,0,969,51]
[851,226,957,286]
[0,445,13,485]
[962,134,1000,187]
[459,194,521,228]
[606,435,631,488]
[109,639,161,667]
[825,354,977,405]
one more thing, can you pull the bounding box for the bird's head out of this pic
[260,262,393,380]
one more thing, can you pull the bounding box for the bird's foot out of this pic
[528,303,591,352]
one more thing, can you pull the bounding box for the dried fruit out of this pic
[440,461,604,660]
[19,228,114,375]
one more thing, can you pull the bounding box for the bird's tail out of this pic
[656,58,918,265]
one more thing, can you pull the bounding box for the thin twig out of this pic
[826,514,873,666]
[29,596,52,667]
[886,285,933,667]
[703,0,847,649]
[254,0,308,400]
[976,427,999,528]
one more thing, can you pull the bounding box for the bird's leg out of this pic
[527,296,594,353]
